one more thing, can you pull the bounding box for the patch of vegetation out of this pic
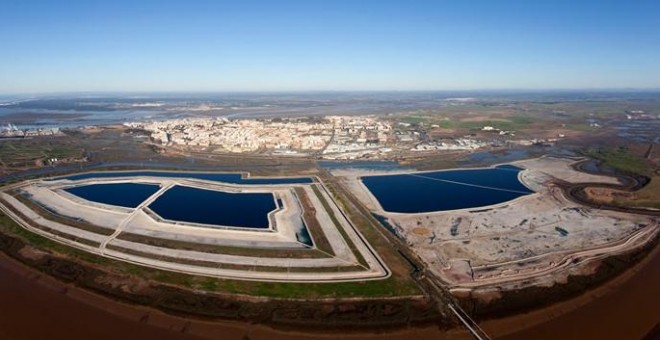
[614,176,660,209]
[0,210,109,264]
[563,123,594,132]
[398,114,535,131]
[245,276,415,298]
[107,244,362,273]
[12,192,114,236]
[436,120,454,129]
[0,209,416,298]
[320,179,421,296]
[294,187,335,255]
[0,138,83,169]
[399,115,430,125]
[0,199,101,247]
[199,277,220,291]
[583,147,651,175]
[443,119,519,131]
[310,184,368,266]
[508,115,535,125]
[116,232,328,258]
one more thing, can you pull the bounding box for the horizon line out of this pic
[3,87,660,97]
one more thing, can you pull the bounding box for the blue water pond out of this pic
[64,183,160,208]
[148,185,276,228]
[361,165,533,213]
[54,171,313,185]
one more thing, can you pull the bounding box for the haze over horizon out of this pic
[1,0,659,94]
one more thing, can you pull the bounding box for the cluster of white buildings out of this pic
[0,124,62,138]
[412,138,488,151]
[327,116,391,144]
[482,126,516,136]
[126,117,331,152]
[126,116,394,155]
[126,115,525,159]
[321,116,392,158]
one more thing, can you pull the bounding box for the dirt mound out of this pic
[584,187,633,203]
[412,227,430,236]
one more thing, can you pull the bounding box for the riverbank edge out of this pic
[2,207,658,338]
[455,229,659,321]
[0,218,446,334]
[479,235,660,338]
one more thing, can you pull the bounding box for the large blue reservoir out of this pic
[361,165,533,213]
[64,183,160,208]
[148,185,276,228]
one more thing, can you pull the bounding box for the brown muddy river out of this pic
[0,254,203,340]
[497,246,660,340]
[1,247,658,340]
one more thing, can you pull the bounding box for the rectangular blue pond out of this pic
[64,183,161,208]
[148,185,276,229]
[362,165,533,213]
[52,171,313,185]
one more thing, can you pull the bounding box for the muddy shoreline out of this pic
[2,219,658,339]
[0,242,462,340]
[0,226,443,334]
[493,237,660,339]
[455,229,659,319]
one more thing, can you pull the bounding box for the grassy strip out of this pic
[116,232,328,258]
[107,244,364,273]
[310,184,368,267]
[12,191,114,236]
[0,139,82,166]
[320,178,422,296]
[613,176,660,209]
[400,115,535,131]
[0,198,101,248]
[0,210,417,298]
[293,187,335,255]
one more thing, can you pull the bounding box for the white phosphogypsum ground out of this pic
[339,156,659,291]
[0,174,390,283]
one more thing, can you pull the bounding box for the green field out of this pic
[614,176,660,209]
[398,113,539,131]
[0,139,82,163]
[583,147,652,175]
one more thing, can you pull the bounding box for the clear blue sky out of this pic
[1,0,659,93]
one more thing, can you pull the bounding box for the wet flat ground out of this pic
[0,244,658,339]
[498,246,660,340]
[0,254,203,340]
